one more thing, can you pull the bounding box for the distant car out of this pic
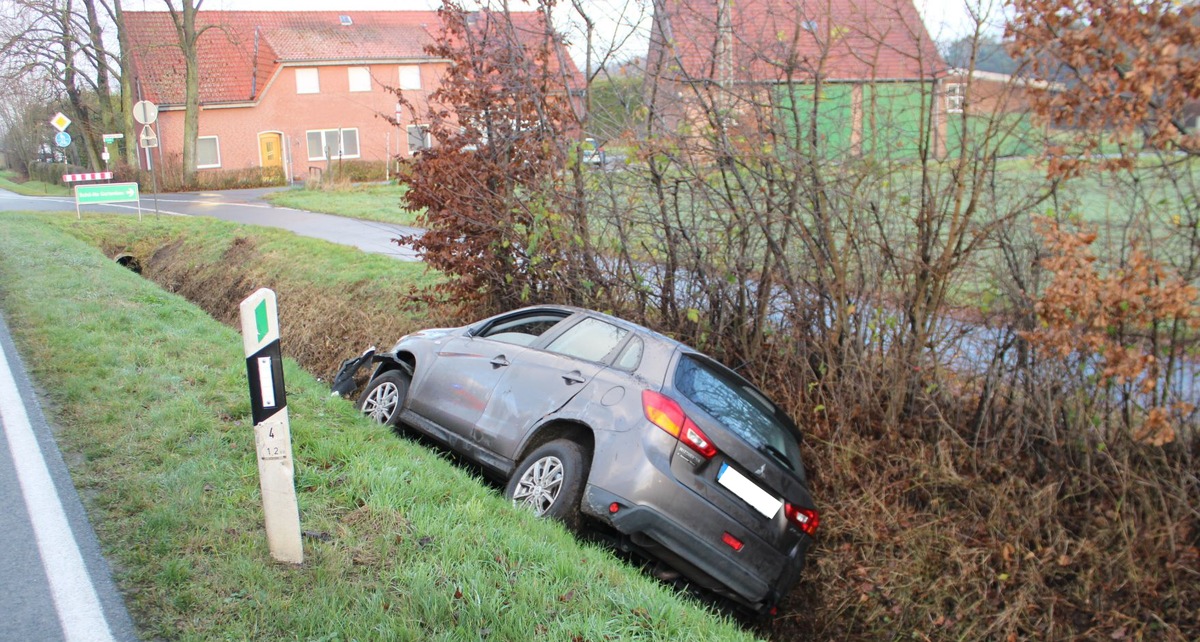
[357,305,819,613]
[581,137,606,168]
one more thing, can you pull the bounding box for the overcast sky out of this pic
[149,0,1007,67]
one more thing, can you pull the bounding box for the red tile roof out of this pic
[125,11,445,105]
[651,0,945,83]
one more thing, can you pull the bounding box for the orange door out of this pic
[259,132,283,169]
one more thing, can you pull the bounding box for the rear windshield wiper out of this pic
[759,443,795,471]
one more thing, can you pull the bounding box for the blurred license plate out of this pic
[718,463,782,518]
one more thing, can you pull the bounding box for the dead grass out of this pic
[762,427,1199,640]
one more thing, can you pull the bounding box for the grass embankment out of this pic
[265,182,420,226]
[0,169,72,196]
[0,212,752,641]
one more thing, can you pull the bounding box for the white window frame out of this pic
[306,128,360,161]
[296,67,320,94]
[196,136,221,169]
[348,66,371,93]
[407,124,431,155]
[945,83,965,114]
[399,65,421,90]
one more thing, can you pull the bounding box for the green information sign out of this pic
[74,181,142,221]
[75,182,139,204]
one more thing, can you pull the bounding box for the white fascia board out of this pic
[277,58,451,67]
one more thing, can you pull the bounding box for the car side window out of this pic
[614,336,644,371]
[545,318,629,362]
[479,313,567,347]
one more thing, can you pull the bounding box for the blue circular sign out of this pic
[54,131,71,147]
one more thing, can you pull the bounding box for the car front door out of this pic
[473,316,632,458]
[407,311,569,436]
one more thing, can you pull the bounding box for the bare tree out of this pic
[162,0,210,186]
[0,0,125,170]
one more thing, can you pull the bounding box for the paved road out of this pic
[0,186,422,261]
[0,312,138,642]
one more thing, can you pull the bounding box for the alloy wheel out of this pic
[511,455,565,516]
[361,381,399,423]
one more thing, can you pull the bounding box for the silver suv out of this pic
[357,305,819,612]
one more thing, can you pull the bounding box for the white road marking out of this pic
[0,342,115,642]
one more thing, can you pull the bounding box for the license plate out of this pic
[717,463,783,518]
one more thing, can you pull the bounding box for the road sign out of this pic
[74,182,141,221]
[139,125,158,149]
[54,132,71,148]
[74,182,138,204]
[50,112,71,132]
[102,133,124,143]
[132,101,158,125]
[239,288,303,565]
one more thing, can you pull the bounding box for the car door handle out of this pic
[562,370,585,385]
[490,355,510,369]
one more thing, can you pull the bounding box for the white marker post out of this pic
[238,288,303,564]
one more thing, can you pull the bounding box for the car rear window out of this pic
[673,355,802,471]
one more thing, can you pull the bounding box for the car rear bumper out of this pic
[581,436,810,607]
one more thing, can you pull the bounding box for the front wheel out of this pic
[504,439,589,531]
[356,370,409,426]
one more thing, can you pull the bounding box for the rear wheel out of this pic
[356,370,409,426]
[505,439,588,530]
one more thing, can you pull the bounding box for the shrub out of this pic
[27,161,91,185]
[324,159,388,183]
[110,154,287,192]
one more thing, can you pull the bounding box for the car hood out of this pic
[393,327,458,350]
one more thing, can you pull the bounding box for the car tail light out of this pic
[642,390,717,459]
[785,503,820,537]
[721,532,744,551]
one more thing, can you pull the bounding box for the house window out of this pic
[296,68,320,94]
[407,124,431,154]
[399,65,421,90]
[348,67,371,92]
[197,136,220,168]
[306,128,360,160]
[946,83,964,113]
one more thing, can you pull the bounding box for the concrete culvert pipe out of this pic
[113,252,142,274]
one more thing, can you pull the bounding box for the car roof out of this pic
[508,304,690,352]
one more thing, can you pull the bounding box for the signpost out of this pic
[100,133,122,168]
[131,100,159,214]
[74,182,141,220]
[238,289,303,565]
[54,132,71,148]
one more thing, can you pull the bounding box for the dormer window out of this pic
[339,15,352,26]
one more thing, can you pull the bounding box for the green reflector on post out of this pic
[255,300,269,343]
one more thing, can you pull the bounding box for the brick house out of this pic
[646,0,949,157]
[124,10,575,180]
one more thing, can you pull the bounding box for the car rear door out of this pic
[473,316,632,459]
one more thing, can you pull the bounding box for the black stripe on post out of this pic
[245,339,286,425]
